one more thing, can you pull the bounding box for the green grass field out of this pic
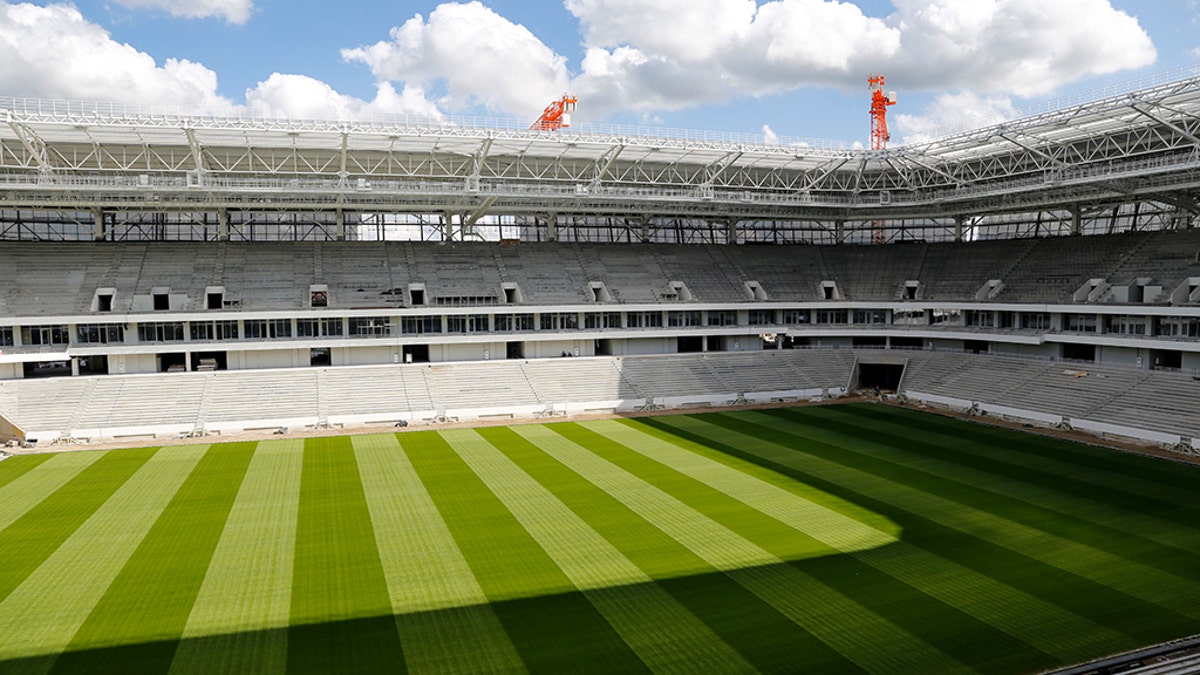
[1,402,1199,674]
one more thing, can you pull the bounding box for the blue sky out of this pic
[0,1,1197,145]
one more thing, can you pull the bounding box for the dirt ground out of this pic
[6,393,1198,468]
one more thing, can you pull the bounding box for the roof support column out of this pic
[725,219,737,245]
[217,209,229,241]
[335,209,346,241]
[640,216,651,243]
[1070,205,1082,236]
[954,215,965,243]
[546,213,558,242]
[835,220,846,244]
[92,208,105,241]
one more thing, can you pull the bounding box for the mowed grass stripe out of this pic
[516,423,966,674]
[0,446,203,673]
[581,418,896,552]
[482,425,864,675]
[664,413,1200,625]
[399,430,648,674]
[861,404,1200,500]
[0,453,55,490]
[606,417,1127,666]
[351,434,524,675]
[634,415,1179,652]
[443,428,756,675]
[170,439,304,675]
[287,436,405,674]
[0,448,155,609]
[837,404,1200,523]
[760,407,1200,595]
[805,405,1200,554]
[50,443,256,675]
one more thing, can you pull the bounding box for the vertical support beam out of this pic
[217,209,229,241]
[92,208,105,241]
[954,215,965,243]
[834,220,846,244]
[547,213,558,242]
[1070,205,1082,236]
[336,209,346,241]
[725,219,737,245]
[640,216,651,243]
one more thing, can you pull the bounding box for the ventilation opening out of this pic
[153,291,170,311]
[96,292,114,313]
[502,283,522,304]
[745,281,768,301]
[903,281,919,300]
[310,284,328,308]
[669,281,693,301]
[409,284,426,306]
[589,282,612,302]
[205,286,225,310]
[820,281,840,301]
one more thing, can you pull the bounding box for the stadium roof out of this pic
[2,70,1199,225]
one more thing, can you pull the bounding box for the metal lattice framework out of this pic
[2,70,1200,243]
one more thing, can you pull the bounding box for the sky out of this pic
[0,0,1197,146]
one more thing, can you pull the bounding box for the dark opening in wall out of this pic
[98,293,113,312]
[411,288,425,306]
[153,293,169,311]
[677,335,704,353]
[858,363,905,390]
[964,340,990,354]
[207,292,223,310]
[1061,343,1096,362]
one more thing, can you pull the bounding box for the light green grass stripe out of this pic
[676,412,1200,622]
[597,418,1128,663]
[810,406,1200,552]
[0,453,104,534]
[0,446,205,672]
[581,418,895,552]
[508,424,965,674]
[352,433,525,675]
[441,428,756,675]
[169,439,304,675]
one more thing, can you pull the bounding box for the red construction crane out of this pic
[868,75,897,244]
[868,74,896,150]
[531,94,577,131]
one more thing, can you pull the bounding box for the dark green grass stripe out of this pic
[816,401,1200,533]
[765,406,1200,582]
[831,404,1200,520]
[590,420,1059,674]
[0,447,157,606]
[0,453,55,490]
[401,430,648,674]
[49,443,256,675]
[547,422,838,561]
[858,403,1200,489]
[630,415,1183,649]
[476,426,859,675]
[287,436,405,675]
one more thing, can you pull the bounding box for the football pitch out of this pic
[1,403,1199,674]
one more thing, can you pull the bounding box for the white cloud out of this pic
[110,0,253,24]
[762,124,779,144]
[245,75,444,121]
[893,91,1020,144]
[344,0,1155,122]
[342,1,569,118]
[886,0,1156,96]
[0,2,233,110]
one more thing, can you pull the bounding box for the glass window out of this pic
[297,317,344,337]
[21,325,70,346]
[190,320,238,341]
[706,311,736,326]
[748,310,775,325]
[1021,313,1050,330]
[853,309,887,325]
[244,319,292,339]
[539,312,579,331]
[668,311,702,327]
[400,316,441,335]
[137,322,184,342]
[447,314,489,333]
[781,310,810,324]
[627,311,663,328]
[349,317,392,336]
[585,312,622,329]
[815,310,848,325]
[0,327,13,346]
[495,314,534,332]
[77,323,126,344]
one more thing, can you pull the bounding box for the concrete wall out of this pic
[111,353,158,375]
[992,342,1058,359]
[336,346,395,367]
[523,339,593,359]
[0,363,20,380]
[1096,345,1144,368]
[1184,352,1200,371]
[436,342,505,363]
[230,349,306,370]
[607,337,674,356]
[710,334,763,352]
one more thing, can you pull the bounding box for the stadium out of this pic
[1,66,1200,673]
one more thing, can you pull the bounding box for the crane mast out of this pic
[868,74,897,243]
